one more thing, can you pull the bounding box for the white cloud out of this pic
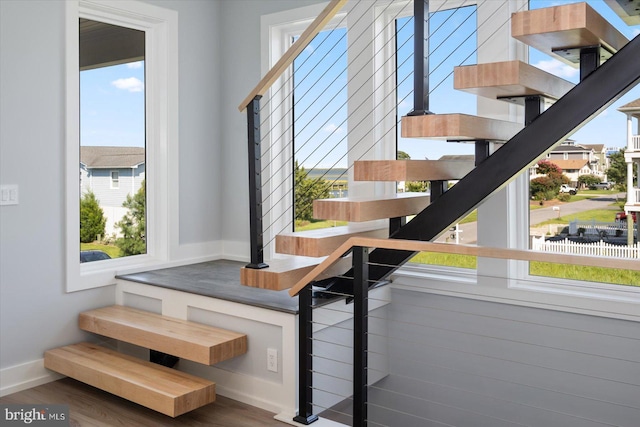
[324,123,343,134]
[111,77,144,93]
[533,58,579,80]
[127,61,143,69]
[632,29,640,38]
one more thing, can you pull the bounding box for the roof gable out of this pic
[80,146,145,168]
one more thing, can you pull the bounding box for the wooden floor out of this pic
[0,378,285,426]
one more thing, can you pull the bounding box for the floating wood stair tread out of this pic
[313,192,430,222]
[241,256,351,291]
[604,0,640,26]
[511,2,628,66]
[401,114,522,142]
[79,305,247,366]
[354,159,474,182]
[44,342,215,417]
[454,60,575,102]
[276,224,387,257]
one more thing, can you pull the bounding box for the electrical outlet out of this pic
[267,348,278,372]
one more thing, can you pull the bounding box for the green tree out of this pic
[80,191,106,243]
[531,160,569,198]
[606,149,637,190]
[115,181,146,256]
[577,174,601,188]
[294,162,330,222]
[536,160,562,175]
[397,150,411,160]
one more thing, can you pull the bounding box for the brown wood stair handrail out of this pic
[238,0,347,112]
[288,237,640,296]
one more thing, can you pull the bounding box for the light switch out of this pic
[0,185,18,206]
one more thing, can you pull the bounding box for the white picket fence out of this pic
[532,236,640,259]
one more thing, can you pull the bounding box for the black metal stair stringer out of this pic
[319,35,640,292]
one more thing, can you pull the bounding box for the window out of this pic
[66,0,177,291]
[292,28,348,232]
[110,171,120,189]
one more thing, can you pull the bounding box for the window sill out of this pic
[392,263,640,322]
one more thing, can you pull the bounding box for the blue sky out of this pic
[396,0,640,162]
[80,60,145,147]
[80,0,639,164]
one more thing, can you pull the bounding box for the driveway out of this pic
[435,193,624,245]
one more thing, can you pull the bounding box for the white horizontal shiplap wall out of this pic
[372,289,640,427]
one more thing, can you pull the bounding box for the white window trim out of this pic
[66,0,178,292]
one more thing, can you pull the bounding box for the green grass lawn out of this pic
[295,219,348,231]
[533,208,620,226]
[80,243,122,258]
[530,262,640,287]
[407,253,638,286]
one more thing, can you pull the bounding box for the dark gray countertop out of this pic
[117,260,301,314]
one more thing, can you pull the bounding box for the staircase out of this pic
[240,1,639,293]
[44,305,247,417]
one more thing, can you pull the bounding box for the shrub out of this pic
[557,193,571,202]
[115,181,146,256]
[530,176,555,198]
[80,191,106,243]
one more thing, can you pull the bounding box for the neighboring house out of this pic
[618,98,640,217]
[80,146,145,237]
[531,140,602,185]
[583,143,609,176]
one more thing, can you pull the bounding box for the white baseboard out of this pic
[0,359,63,397]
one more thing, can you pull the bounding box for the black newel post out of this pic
[294,284,318,425]
[246,96,268,269]
[408,0,432,116]
[353,246,369,427]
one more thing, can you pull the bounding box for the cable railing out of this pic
[294,236,640,426]
[239,1,640,425]
[241,0,510,266]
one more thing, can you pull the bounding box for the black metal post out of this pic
[430,180,448,201]
[294,285,318,425]
[474,140,490,166]
[389,216,406,235]
[246,96,268,269]
[408,0,432,116]
[353,246,369,427]
[580,46,601,81]
[524,96,544,126]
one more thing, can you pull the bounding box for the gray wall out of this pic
[217,0,325,254]
[0,0,224,370]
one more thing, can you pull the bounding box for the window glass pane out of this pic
[293,28,348,232]
[396,7,478,269]
[527,1,640,287]
[79,19,146,262]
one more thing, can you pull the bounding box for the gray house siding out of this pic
[81,163,145,208]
